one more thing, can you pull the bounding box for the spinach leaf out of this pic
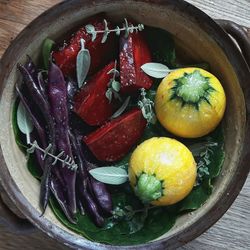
[81,205,176,245]
[179,126,225,211]
[145,26,176,67]
[42,38,55,70]
[27,153,42,180]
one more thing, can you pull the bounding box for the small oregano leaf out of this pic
[111,80,121,92]
[85,24,96,41]
[76,39,91,88]
[111,96,131,119]
[141,63,173,78]
[105,88,113,103]
[42,38,55,70]
[17,101,34,144]
[89,167,128,185]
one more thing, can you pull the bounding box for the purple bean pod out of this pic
[48,62,76,214]
[70,130,113,215]
[30,131,75,223]
[18,63,56,212]
[77,178,104,227]
[89,177,112,215]
[76,195,85,216]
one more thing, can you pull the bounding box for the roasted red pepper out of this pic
[53,17,115,76]
[120,32,153,94]
[74,61,117,126]
[83,108,147,162]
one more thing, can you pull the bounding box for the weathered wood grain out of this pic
[0,0,249,249]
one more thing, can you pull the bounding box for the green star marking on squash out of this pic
[169,70,215,110]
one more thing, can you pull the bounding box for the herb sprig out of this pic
[138,88,156,124]
[27,141,78,171]
[105,60,122,103]
[189,140,218,185]
[85,18,144,43]
[16,101,78,171]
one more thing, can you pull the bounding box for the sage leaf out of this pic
[76,39,91,88]
[89,167,128,185]
[111,96,131,119]
[42,38,55,70]
[141,63,172,78]
[111,80,121,92]
[17,101,34,144]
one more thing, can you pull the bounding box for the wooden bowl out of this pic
[0,0,249,249]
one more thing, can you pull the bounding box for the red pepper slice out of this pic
[74,61,117,126]
[83,108,147,162]
[120,32,153,94]
[53,17,115,76]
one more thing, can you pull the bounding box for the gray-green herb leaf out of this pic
[27,140,78,171]
[76,39,91,88]
[105,88,113,103]
[105,61,121,102]
[138,88,156,124]
[111,96,131,119]
[17,101,34,144]
[111,80,121,92]
[85,18,144,43]
[141,63,173,78]
[89,167,128,185]
[101,19,109,43]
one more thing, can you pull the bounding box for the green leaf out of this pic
[177,62,210,71]
[42,38,55,70]
[76,39,91,88]
[178,184,211,212]
[179,126,225,211]
[111,96,131,119]
[27,153,42,179]
[17,101,34,144]
[145,26,176,67]
[141,63,172,78]
[49,187,177,245]
[89,167,128,185]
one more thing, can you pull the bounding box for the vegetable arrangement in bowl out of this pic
[13,14,226,245]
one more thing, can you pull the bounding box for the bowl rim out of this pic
[0,0,250,249]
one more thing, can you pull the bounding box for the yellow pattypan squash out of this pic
[155,68,226,138]
[129,137,196,206]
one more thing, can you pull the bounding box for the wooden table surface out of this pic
[0,0,249,249]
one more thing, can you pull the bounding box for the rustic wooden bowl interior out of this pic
[0,1,247,248]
